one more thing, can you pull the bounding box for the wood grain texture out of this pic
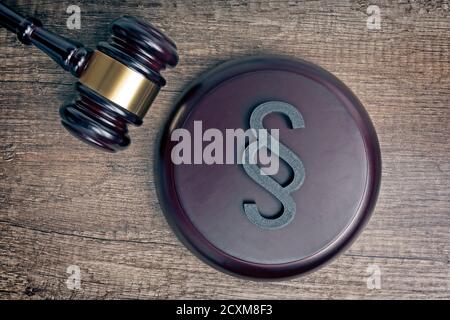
[0,0,449,299]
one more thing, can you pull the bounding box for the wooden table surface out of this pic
[0,0,449,299]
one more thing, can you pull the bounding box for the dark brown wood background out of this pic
[0,0,449,299]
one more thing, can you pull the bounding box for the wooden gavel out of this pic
[0,2,178,151]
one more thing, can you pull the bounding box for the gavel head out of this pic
[60,16,178,152]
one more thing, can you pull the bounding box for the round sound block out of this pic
[156,56,381,279]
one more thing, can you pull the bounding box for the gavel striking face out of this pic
[0,3,178,152]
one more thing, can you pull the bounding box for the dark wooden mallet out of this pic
[0,2,178,151]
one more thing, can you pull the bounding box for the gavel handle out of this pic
[0,1,91,76]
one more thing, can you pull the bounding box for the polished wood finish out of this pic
[0,0,449,299]
[0,2,178,152]
[0,2,91,76]
[157,56,381,279]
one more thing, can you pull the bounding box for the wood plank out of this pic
[0,0,449,299]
